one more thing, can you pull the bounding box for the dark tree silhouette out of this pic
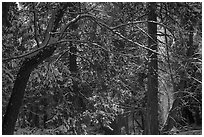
[144,2,158,135]
[2,4,69,134]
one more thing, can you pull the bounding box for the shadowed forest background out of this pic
[2,2,202,135]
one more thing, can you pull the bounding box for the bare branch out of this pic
[32,3,40,47]
[3,8,63,62]
[40,9,57,47]
[112,21,145,30]
[58,14,81,39]
[2,39,69,62]
[112,20,174,38]
[3,44,47,62]
[135,25,166,45]
[88,16,160,55]
[4,13,172,62]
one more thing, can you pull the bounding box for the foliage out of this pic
[2,2,202,135]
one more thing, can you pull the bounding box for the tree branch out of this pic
[88,15,160,55]
[112,20,174,37]
[4,13,171,62]
[40,10,57,47]
[32,3,40,47]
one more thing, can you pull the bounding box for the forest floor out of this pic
[177,130,202,135]
[15,125,202,135]
[15,129,202,135]
[171,125,202,135]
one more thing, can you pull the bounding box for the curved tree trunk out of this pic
[2,46,56,134]
[2,2,72,134]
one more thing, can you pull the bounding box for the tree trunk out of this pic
[2,46,56,134]
[68,4,80,112]
[2,3,70,133]
[144,2,158,135]
[2,2,12,27]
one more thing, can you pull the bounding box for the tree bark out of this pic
[2,2,12,27]
[144,2,159,135]
[2,46,56,134]
[2,3,71,134]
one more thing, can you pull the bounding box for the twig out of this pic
[32,3,40,47]
[112,20,174,38]
[90,17,160,55]
[3,14,171,62]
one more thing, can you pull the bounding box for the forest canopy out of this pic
[2,2,202,135]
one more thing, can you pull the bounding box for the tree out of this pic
[161,2,202,132]
[2,2,201,135]
[2,3,72,134]
[144,2,159,135]
[2,2,13,27]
